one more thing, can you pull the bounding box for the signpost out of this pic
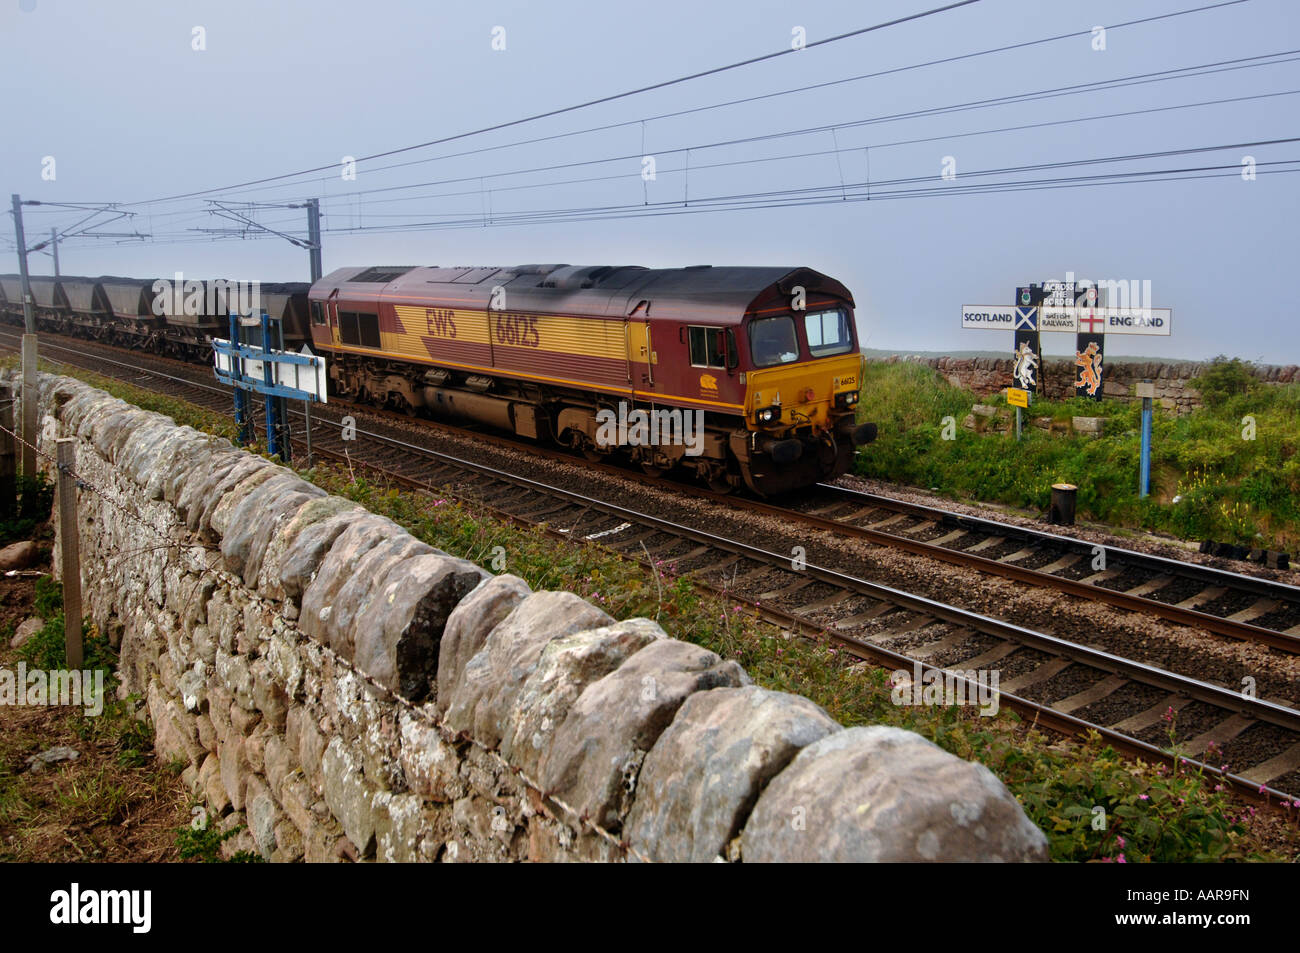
[960,285,1173,405]
[1007,386,1029,439]
[214,314,327,464]
[1136,379,1155,498]
[962,279,1173,493]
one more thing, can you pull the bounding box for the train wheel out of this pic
[641,463,668,479]
[582,449,604,463]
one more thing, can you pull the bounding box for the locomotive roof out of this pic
[313,263,854,323]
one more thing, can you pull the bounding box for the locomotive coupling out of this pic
[852,422,878,446]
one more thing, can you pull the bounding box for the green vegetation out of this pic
[17,575,116,678]
[175,818,262,863]
[0,473,54,545]
[855,357,1300,550]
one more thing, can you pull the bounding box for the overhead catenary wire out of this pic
[114,0,984,207]
[37,56,1300,249]
[307,138,1300,232]
[106,14,1290,212]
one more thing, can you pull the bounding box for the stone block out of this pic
[299,514,409,653]
[245,776,280,861]
[199,752,230,816]
[625,686,840,863]
[443,591,613,748]
[277,500,365,602]
[740,726,1048,862]
[352,552,488,702]
[436,574,532,712]
[1071,416,1104,435]
[218,737,250,811]
[540,638,748,830]
[272,819,305,863]
[500,618,665,781]
[399,710,466,803]
[321,738,377,857]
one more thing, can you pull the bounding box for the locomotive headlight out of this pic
[835,391,859,410]
[756,406,779,424]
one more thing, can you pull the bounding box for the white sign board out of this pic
[1041,280,1076,307]
[1040,307,1171,335]
[961,306,1018,330]
[1100,307,1172,335]
[214,340,329,402]
[1038,308,1079,332]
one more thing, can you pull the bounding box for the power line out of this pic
[313,140,1300,233]
[117,0,982,207]
[228,46,1300,214]
[110,0,1259,211]
[275,86,1297,222]
[253,0,1256,193]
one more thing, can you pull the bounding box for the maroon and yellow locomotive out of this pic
[308,263,874,495]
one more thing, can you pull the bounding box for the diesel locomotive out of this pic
[0,261,874,496]
[308,262,874,495]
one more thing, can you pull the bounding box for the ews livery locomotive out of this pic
[308,262,875,496]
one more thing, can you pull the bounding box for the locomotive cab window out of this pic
[688,325,734,369]
[310,301,325,326]
[339,311,381,348]
[804,308,854,358]
[749,315,800,367]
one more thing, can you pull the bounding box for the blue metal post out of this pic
[261,312,278,459]
[1139,381,1153,499]
[230,313,249,446]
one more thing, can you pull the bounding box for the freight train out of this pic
[0,262,875,496]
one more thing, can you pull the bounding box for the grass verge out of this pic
[0,568,191,861]
[854,357,1300,551]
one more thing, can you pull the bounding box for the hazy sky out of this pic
[3,0,1297,361]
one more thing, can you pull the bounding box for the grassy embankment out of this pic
[19,359,1300,862]
[854,357,1300,551]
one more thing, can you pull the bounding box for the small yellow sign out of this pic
[1007,387,1029,408]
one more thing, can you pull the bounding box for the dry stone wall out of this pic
[28,372,1048,862]
[893,355,1300,414]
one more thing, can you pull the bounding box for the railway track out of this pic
[7,326,1300,803]
[742,483,1300,653]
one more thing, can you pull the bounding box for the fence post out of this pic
[21,334,37,479]
[56,437,83,670]
[0,382,14,519]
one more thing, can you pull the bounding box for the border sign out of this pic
[965,304,1171,335]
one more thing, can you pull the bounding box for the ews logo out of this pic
[494,313,540,348]
[425,308,457,338]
